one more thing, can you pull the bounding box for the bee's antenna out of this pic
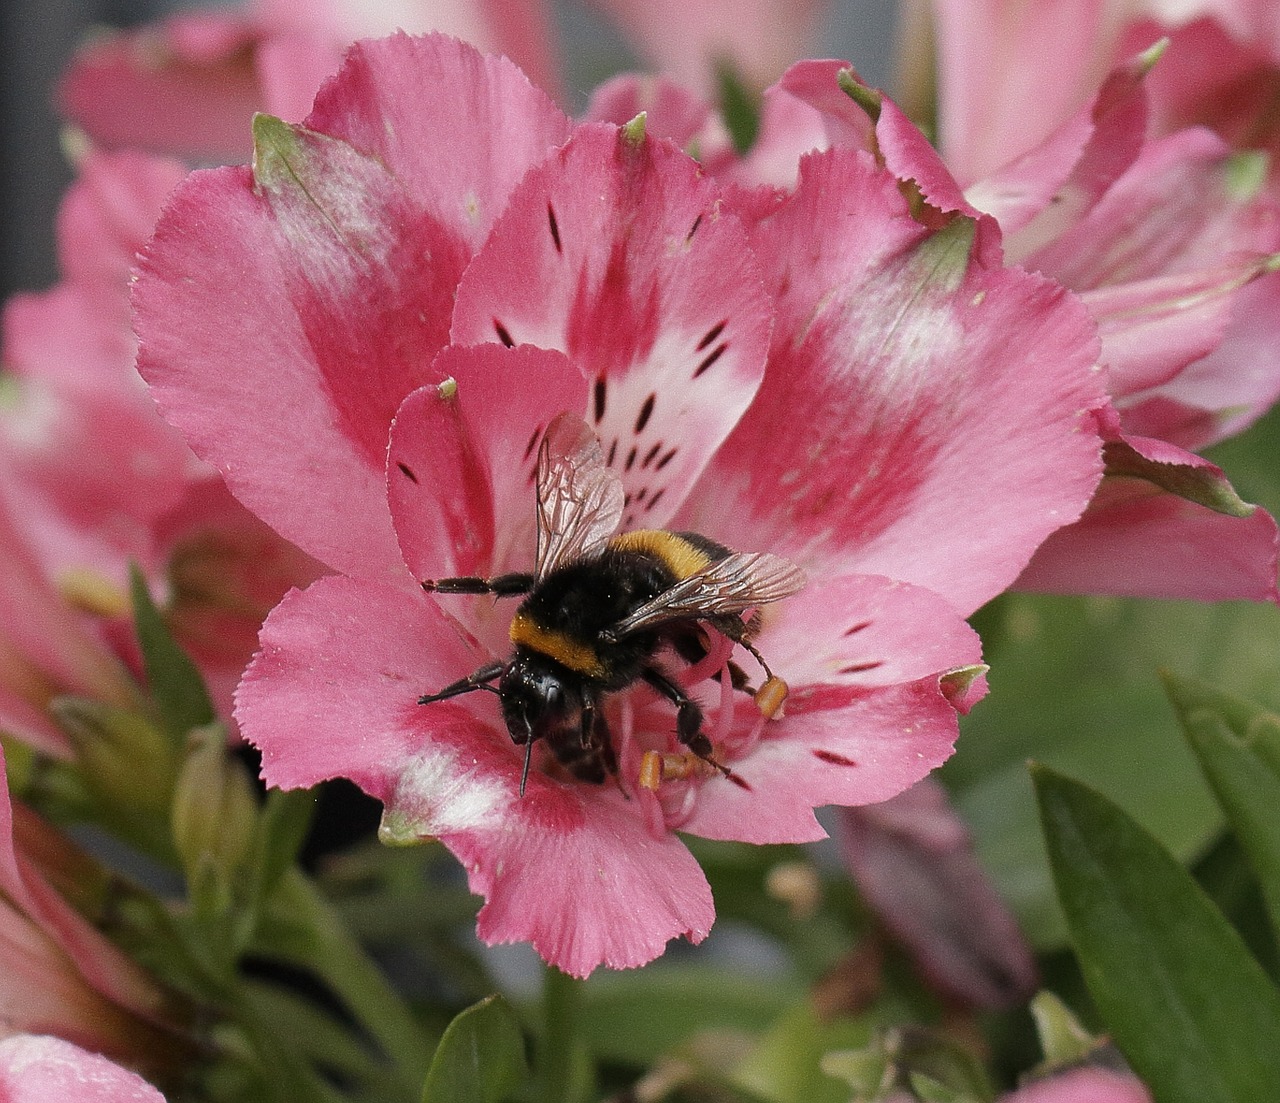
[517,737,532,798]
[514,711,535,798]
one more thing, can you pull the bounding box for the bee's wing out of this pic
[535,411,624,577]
[607,552,806,638]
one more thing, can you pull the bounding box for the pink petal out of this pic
[970,45,1151,244]
[680,676,968,844]
[731,60,866,190]
[239,575,715,977]
[2,285,132,394]
[0,1035,166,1103]
[1140,272,1280,449]
[931,0,1122,185]
[755,573,984,693]
[305,34,571,254]
[135,35,573,581]
[385,750,714,976]
[55,152,188,317]
[252,32,348,126]
[1081,261,1278,399]
[1016,474,1280,602]
[684,148,1106,616]
[739,61,981,220]
[1017,404,1279,601]
[134,142,457,583]
[1133,15,1280,174]
[256,0,564,104]
[387,345,588,586]
[671,573,984,844]
[0,374,194,576]
[452,122,773,529]
[585,73,735,171]
[1022,128,1280,292]
[236,575,488,799]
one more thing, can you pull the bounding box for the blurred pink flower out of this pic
[925,0,1280,187]
[0,148,321,723]
[838,778,1038,1010]
[1005,1066,1152,1103]
[0,749,190,1083]
[587,0,829,95]
[0,1034,167,1102]
[59,0,561,161]
[0,498,132,757]
[132,33,1105,975]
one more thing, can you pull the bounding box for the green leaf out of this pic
[1163,672,1280,939]
[943,592,1280,948]
[1034,766,1280,1103]
[130,564,215,741]
[1027,991,1097,1069]
[254,870,430,1089]
[250,788,317,903]
[576,965,803,1066]
[716,61,761,154]
[422,994,528,1103]
[733,1004,872,1103]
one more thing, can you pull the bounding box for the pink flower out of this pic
[715,55,1280,600]
[133,34,1104,975]
[0,148,321,722]
[58,0,562,162]
[0,748,190,1083]
[0,498,134,757]
[0,1035,167,1102]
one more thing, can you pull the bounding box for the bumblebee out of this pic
[418,411,805,795]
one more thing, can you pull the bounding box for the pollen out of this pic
[754,676,789,719]
[637,749,717,791]
[57,567,130,619]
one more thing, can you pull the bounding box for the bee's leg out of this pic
[417,660,505,705]
[640,667,729,777]
[577,695,617,773]
[586,699,618,778]
[420,573,535,596]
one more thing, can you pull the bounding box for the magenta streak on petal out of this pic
[813,749,858,766]
[270,184,472,472]
[565,238,662,377]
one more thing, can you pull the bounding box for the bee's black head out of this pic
[499,651,574,747]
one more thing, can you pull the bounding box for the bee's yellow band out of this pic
[509,612,607,678]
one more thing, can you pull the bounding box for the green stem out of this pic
[539,965,582,1103]
[255,869,430,1091]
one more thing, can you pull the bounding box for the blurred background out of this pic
[0,0,900,300]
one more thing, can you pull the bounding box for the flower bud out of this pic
[171,723,256,916]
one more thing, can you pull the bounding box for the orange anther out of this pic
[754,676,789,719]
